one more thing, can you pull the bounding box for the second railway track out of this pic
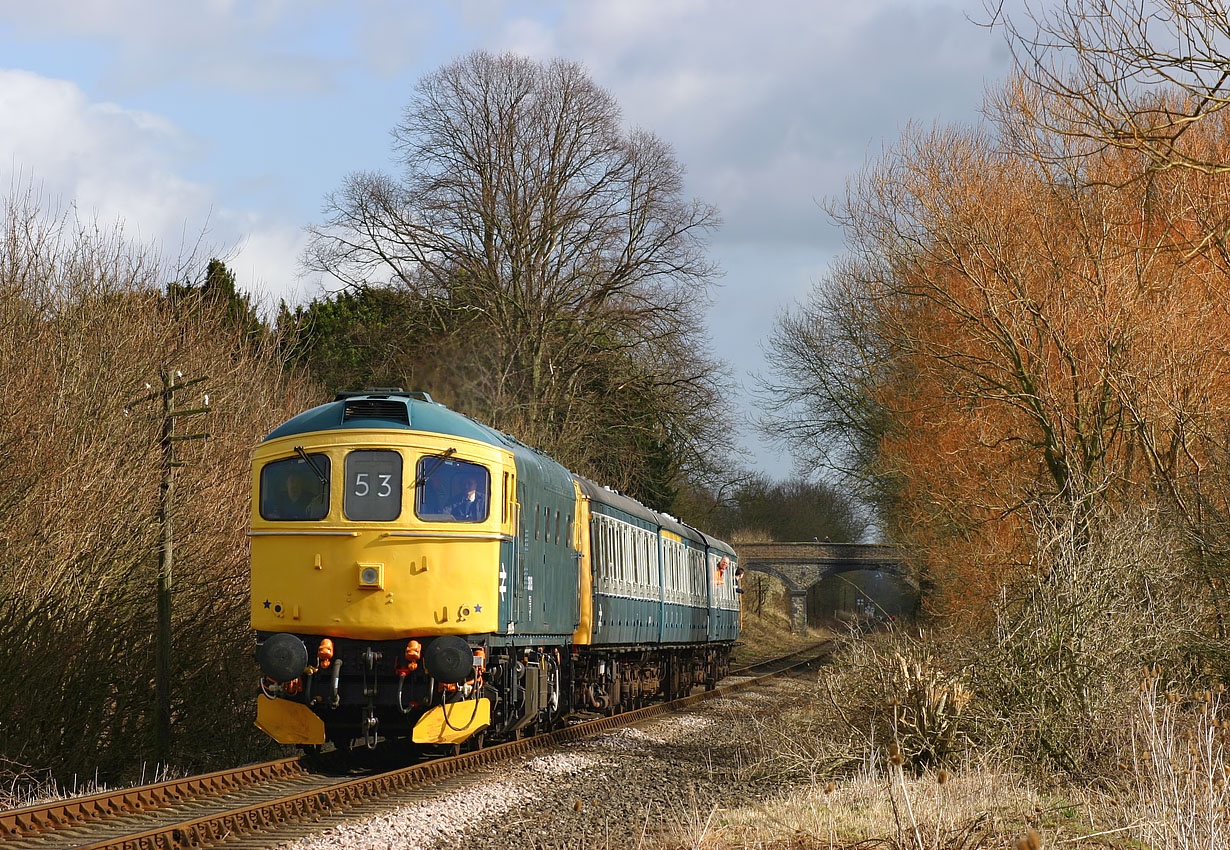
[1,643,829,850]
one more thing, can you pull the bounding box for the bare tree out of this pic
[990,0,1230,177]
[759,264,897,513]
[304,51,731,503]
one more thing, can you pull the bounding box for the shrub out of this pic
[0,192,318,789]
[962,503,1207,778]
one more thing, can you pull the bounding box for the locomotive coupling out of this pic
[257,633,309,682]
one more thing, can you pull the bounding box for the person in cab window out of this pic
[448,475,485,521]
[273,470,326,519]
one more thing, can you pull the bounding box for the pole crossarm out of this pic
[125,374,210,407]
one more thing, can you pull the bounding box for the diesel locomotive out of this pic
[250,390,740,752]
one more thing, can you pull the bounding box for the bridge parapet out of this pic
[733,542,912,634]
[736,541,905,566]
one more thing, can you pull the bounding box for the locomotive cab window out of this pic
[414,457,489,522]
[344,450,402,521]
[260,454,330,521]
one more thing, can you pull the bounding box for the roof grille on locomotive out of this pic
[341,399,411,423]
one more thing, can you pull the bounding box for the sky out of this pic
[0,0,1014,478]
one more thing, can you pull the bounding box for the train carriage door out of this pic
[499,469,519,633]
[512,476,528,626]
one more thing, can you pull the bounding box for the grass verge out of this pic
[653,615,1228,849]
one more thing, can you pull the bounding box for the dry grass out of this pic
[653,581,1230,850]
[1120,672,1230,850]
[733,614,831,668]
[682,765,1094,849]
[0,757,189,810]
[692,683,1230,850]
[643,662,1122,850]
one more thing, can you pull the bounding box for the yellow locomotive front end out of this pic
[250,394,519,751]
[250,429,509,640]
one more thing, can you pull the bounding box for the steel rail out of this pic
[2,645,827,850]
[0,758,304,842]
[729,639,829,677]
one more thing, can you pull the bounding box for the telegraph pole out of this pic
[129,369,210,766]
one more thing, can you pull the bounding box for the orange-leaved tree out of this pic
[771,81,1230,621]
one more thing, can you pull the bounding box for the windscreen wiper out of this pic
[294,445,328,485]
[414,447,457,488]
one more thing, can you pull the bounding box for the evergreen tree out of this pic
[168,258,267,344]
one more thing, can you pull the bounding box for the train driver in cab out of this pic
[264,467,328,520]
[447,474,486,521]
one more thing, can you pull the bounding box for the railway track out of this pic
[1,643,828,850]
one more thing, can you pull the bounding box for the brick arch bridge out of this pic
[734,542,913,634]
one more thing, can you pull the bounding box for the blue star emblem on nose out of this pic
[474,603,482,613]
[263,599,271,608]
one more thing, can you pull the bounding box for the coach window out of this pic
[621,530,628,580]
[633,533,642,586]
[603,522,612,577]
[344,450,402,521]
[612,525,621,583]
[593,521,600,568]
[674,548,682,595]
[605,524,614,581]
[260,454,330,521]
[414,457,489,522]
[630,531,638,585]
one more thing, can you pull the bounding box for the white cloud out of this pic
[0,69,308,303]
[484,1,1010,252]
[0,70,207,234]
[498,16,555,59]
[224,220,322,310]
